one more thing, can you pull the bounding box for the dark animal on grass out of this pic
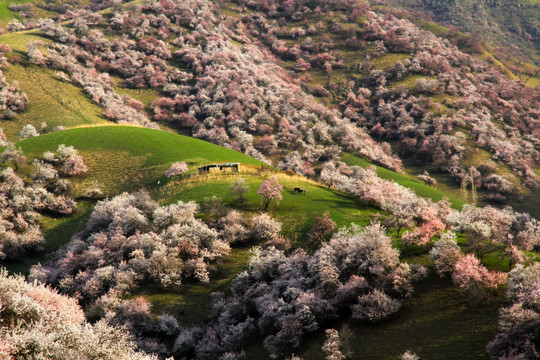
[294,187,306,194]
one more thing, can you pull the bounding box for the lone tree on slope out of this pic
[257,175,283,211]
[229,177,249,202]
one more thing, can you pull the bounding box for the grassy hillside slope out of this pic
[0,29,109,139]
[0,2,533,358]
[8,125,388,328]
[388,0,540,84]
[5,125,266,272]
[291,275,503,360]
[135,173,383,324]
[3,111,507,360]
[17,125,266,195]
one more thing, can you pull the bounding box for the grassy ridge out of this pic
[17,125,265,195]
[162,173,381,245]
[18,126,264,167]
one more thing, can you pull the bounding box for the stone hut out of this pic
[198,163,246,174]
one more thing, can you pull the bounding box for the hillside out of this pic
[0,0,539,359]
[16,125,266,194]
[0,0,537,204]
[387,0,540,72]
[3,124,511,360]
[4,125,266,270]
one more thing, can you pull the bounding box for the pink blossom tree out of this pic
[452,254,506,301]
[257,175,283,211]
[62,154,88,175]
[164,161,188,178]
[429,231,462,277]
[308,211,336,244]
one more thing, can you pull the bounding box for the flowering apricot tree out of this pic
[257,175,283,211]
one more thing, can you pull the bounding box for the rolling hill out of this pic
[16,125,267,195]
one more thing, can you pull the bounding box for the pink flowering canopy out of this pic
[257,175,283,210]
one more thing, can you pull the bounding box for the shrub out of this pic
[19,124,39,139]
[308,211,336,244]
[251,213,282,242]
[62,154,89,175]
[429,232,462,277]
[351,289,401,322]
[257,175,283,211]
[229,178,249,202]
[164,161,188,177]
[452,254,506,301]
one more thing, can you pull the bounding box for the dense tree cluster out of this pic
[6,0,540,191]
[0,167,76,260]
[0,269,157,360]
[449,204,540,264]
[27,0,539,191]
[29,144,91,202]
[173,223,425,359]
[236,0,539,190]
[31,23,157,128]
[31,0,401,171]
[321,161,451,228]
[321,159,540,277]
[429,232,506,300]
[28,190,292,354]
[487,263,540,359]
[30,191,233,302]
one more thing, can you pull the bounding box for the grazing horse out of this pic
[293,187,306,194]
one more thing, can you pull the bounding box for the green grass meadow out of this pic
[291,275,504,360]
[16,125,266,195]
[2,64,108,139]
